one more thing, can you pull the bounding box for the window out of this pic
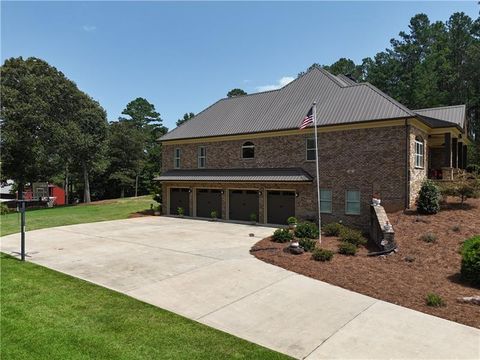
[242,141,255,159]
[345,190,361,215]
[320,189,332,213]
[174,148,181,169]
[198,146,206,168]
[306,138,316,161]
[415,136,424,168]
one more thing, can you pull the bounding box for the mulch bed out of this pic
[251,197,480,328]
[128,209,155,218]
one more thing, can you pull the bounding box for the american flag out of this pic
[299,106,314,129]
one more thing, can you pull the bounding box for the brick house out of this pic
[157,67,471,229]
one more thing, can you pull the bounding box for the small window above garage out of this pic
[242,142,255,159]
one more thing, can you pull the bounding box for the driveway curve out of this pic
[1,217,479,359]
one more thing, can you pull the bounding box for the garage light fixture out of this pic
[258,191,262,195]
[295,192,299,197]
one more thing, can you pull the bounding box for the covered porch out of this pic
[428,132,468,180]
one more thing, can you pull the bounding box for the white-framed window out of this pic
[345,190,361,215]
[306,138,316,161]
[320,189,332,213]
[198,146,206,168]
[415,136,424,168]
[242,141,255,159]
[174,148,181,169]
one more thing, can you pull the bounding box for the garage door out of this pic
[267,191,295,225]
[170,188,190,216]
[196,189,222,218]
[229,190,259,222]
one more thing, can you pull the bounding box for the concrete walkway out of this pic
[1,217,479,359]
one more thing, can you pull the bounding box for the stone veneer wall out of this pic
[409,126,429,207]
[162,125,410,229]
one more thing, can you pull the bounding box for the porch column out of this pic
[444,133,452,167]
[452,137,458,168]
[463,144,468,169]
[458,142,463,169]
[442,133,453,180]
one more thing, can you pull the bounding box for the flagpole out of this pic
[313,101,321,243]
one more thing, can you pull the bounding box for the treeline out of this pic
[301,11,480,163]
[1,57,169,202]
[2,11,479,203]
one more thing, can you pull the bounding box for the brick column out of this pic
[452,137,458,168]
[458,142,463,169]
[444,133,452,167]
[463,144,468,169]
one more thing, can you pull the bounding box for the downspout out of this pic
[405,118,410,209]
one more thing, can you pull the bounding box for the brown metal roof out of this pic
[161,67,415,141]
[414,105,466,128]
[154,168,313,182]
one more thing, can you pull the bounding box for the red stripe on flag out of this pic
[299,115,313,129]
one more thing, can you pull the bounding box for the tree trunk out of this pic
[120,187,125,198]
[83,162,91,203]
[135,175,138,198]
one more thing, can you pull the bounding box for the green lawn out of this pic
[0,196,155,236]
[1,253,290,359]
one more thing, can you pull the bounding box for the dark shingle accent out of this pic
[154,168,313,182]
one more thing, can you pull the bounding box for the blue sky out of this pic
[2,1,478,130]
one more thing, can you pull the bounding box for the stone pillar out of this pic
[444,133,452,167]
[463,144,468,169]
[458,142,464,169]
[452,137,458,168]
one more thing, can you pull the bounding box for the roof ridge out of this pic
[414,104,466,111]
[219,67,317,101]
[162,97,225,138]
[362,83,414,116]
[312,67,349,87]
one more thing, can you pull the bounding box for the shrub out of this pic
[420,232,437,243]
[426,293,446,307]
[439,173,480,207]
[416,180,441,214]
[153,193,161,203]
[287,216,297,225]
[210,210,218,219]
[312,248,334,261]
[0,203,11,215]
[466,164,480,175]
[294,222,319,239]
[249,212,257,222]
[338,242,357,256]
[272,228,293,243]
[322,222,345,237]
[460,235,480,286]
[451,225,461,232]
[339,228,367,246]
[177,207,184,216]
[299,238,316,252]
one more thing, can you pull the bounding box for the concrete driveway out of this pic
[1,217,479,359]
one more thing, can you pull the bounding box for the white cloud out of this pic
[256,76,294,92]
[82,25,97,32]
